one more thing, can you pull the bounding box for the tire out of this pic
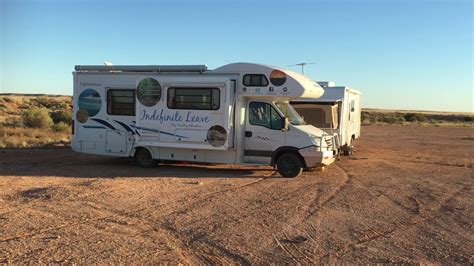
[276,153,304,178]
[343,147,352,156]
[134,148,157,168]
[343,139,354,156]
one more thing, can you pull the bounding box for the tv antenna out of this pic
[287,62,315,75]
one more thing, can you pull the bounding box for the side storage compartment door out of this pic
[105,130,128,154]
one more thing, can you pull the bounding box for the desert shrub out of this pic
[0,103,6,109]
[404,113,427,122]
[59,102,71,109]
[50,110,72,125]
[369,116,377,124]
[382,116,398,124]
[415,113,427,122]
[52,121,70,132]
[3,117,24,127]
[464,116,473,122]
[3,97,15,103]
[36,97,54,108]
[22,108,53,128]
[398,117,406,123]
[404,113,417,122]
[361,112,370,122]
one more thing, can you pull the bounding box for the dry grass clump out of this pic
[0,126,70,148]
[52,122,70,132]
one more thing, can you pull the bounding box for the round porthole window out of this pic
[270,70,287,86]
[77,88,101,123]
[137,78,162,107]
[207,125,227,147]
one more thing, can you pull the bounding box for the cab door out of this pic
[244,101,286,164]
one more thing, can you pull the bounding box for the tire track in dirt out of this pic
[1,206,201,263]
[305,164,352,219]
[0,174,269,241]
[137,171,278,220]
[1,168,275,237]
[270,164,353,263]
[0,172,276,264]
[160,222,252,265]
[326,184,472,259]
[274,235,299,263]
[379,157,472,169]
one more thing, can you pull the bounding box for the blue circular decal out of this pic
[78,88,101,117]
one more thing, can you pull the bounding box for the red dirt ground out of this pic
[0,125,473,264]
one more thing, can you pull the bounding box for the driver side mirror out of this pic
[281,117,289,131]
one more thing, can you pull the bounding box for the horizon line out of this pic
[1,92,472,114]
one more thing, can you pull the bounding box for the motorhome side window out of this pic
[168,87,220,110]
[243,74,269,87]
[249,102,282,130]
[107,89,135,116]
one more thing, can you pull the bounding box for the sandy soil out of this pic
[0,125,473,264]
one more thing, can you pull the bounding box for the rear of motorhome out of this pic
[72,63,337,177]
[291,82,361,155]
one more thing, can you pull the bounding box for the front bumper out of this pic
[299,147,335,167]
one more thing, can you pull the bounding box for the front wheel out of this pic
[134,148,158,168]
[276,153,304,178]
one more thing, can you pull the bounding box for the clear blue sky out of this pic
[1,0,472,112]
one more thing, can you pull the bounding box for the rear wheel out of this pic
[134,148,157,168]
[343,138,354,156]
[276,153,304,178]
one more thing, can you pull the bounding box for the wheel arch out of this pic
[130,146,155,158]
[271,146,307,168]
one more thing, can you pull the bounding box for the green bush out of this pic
[22,108,53,128]
[52,121,70,132]
[50,110,72,125]
[404,113,417,122]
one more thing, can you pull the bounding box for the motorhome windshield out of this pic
[275,101,306,126]
[291,102,340,129]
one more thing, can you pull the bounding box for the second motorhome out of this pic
[291,82,361,156]
[72,63,337,177]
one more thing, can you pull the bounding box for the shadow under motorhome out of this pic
[72,63,337,177]
[291,82,361,156]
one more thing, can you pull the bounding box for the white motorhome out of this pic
[291,82,361,156]
[72,63,337,177]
